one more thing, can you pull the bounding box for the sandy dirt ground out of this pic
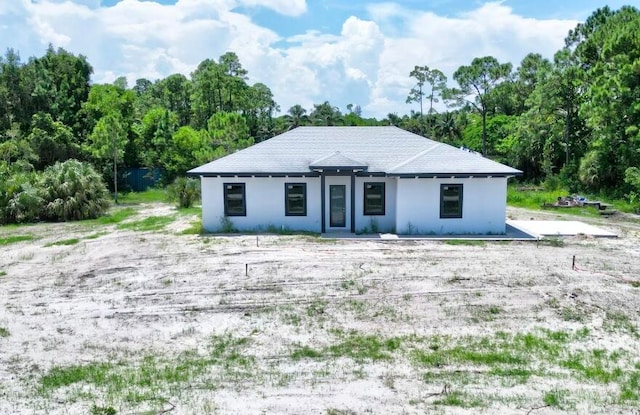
[0,204,639,415]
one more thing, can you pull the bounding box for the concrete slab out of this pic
[321,224,538,241]
[507,220,617,238]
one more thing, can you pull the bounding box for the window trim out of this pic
[440,183,463,219]
[285,182,307,216]
[224,183,246,216]
[363,182,385,216]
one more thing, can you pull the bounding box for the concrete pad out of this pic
[507,220,617,238]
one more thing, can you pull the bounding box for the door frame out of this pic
[320,173,356,233]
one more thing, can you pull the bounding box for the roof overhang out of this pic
[187,172,321,178]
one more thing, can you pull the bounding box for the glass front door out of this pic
[329,185,346,227]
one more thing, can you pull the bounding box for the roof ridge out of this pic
[389,143,442,173]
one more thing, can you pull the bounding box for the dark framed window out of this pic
[364,182,385,215]
[224,183,246,216]
[440,184,463,218]
[285,183,307,216]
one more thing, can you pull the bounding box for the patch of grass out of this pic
[0,327,9,337]
[119,188,167,204]
[489,367,532,383]
[176,206,201,216]
[117,216,175,232]
[291,332,402,363]
[433,390,484,408]
[39,333,254,400]
[291,345,323,360]
[560,306,586,322]
[444,239,486,246]
[181,220,203,235]
[561,349,624,383]
[326,409,357,415]
[508,186,568,210]
[619,371,640,401]
[306,299,328,317]
[44,238,80,247]
[540,237,564,247]
[604,311,638,337]
[84,232,108,240]
[469,305,503,322]
[90,405,117,415]
[0,270,6,277]
[0,234,34,245]
[94,207,137,225]
[543,390,569,408]
[327,334,401,362]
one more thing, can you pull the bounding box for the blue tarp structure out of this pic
[123,168,163,191]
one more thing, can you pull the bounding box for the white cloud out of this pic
[0,0,579,119]
[240,0,306,17]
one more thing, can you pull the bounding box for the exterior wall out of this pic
[395,177,508,234]
[200,176,322,232]
[353,176,397,233]
[200,175,508,235]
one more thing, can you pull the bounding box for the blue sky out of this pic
[0,1,633,118]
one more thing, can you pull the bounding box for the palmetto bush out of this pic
[39,159,111,221]
[0,169,42,225]
[168,177,200,208]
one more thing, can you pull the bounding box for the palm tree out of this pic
[310,101,343,126]
[435,112,461,143]
[284,104,309,129]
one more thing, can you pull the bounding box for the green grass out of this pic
[44,238,80,247]
[0,270,6,277]
[543,390,568,408]
[0,327,9,337]
[433,390,484,408]
[38,334,253,402]
[118,188,167,204]
[93,207,137,225]
[176,206,201,216]
[507,184,635,215]
[181,220,203,235]
[0,234,34,245]
[444,239,486,246]
[604,311,638,337]
[508,186,568,210]
[117,216,175,232]
[291,332,402,362]
[84,232,108,240]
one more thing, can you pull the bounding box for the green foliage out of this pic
[0,327,9,337]
[0,234,34,245]
[0,169,42,224]
[118,189,167,204]
[39,160,110,221]
[44,238,80,247]
[117,216,175,232]
[90,405,116,415]
[39,333,253,399]
[291,333,402,362]
[447,56,512,155]
[94,207,137,224]
[167,177,200,208]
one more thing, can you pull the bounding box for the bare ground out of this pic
[0,204,639,414]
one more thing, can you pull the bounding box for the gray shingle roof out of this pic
[188,126,522,176]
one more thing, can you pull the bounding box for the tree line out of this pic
[1,5,639,224]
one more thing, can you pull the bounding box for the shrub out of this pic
[39,159,111,221]
[168,177,200,209]
[0,170,42,224]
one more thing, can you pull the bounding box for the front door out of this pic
[329,185,346,227]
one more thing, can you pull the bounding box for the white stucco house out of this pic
[188,126,522,234]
